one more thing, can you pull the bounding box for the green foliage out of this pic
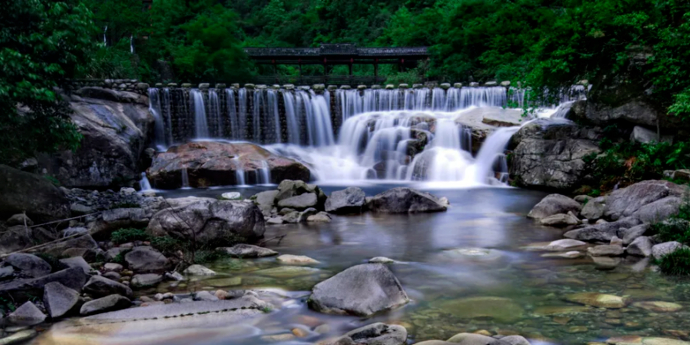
[150,236,182,256]
[658,249,690,275]
[0,0,93,165]
[112,249,131,265]
[0,297,16,314]
[586,135,690,190]
[111,228,149,244]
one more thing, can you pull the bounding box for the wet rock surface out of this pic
[146,141,310,188]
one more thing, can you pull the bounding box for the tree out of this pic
[0,0,96,165]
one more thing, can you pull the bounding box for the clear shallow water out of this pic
[41,187,690,345]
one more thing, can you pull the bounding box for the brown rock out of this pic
[147,142,310,188]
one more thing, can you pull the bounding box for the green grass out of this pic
[658,249,690,275]
[111,228,149,244]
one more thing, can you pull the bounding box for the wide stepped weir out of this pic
[146,83,535,148]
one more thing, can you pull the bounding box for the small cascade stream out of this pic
[146,85,586,188]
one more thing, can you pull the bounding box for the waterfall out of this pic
[130,35,134,54]
[258,160,271,185]
[103,26,107,45]
[190,89,209,138]
[181,168,190,188]
[208,89,223,137]
[148,88,167,150]
[282,91,301,144]
[139,172,152,191]
[147,84,585,187]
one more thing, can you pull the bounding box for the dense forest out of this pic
[2,0,690,164]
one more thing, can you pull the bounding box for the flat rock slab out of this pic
[41,298,270,345]
[563,292,628,309]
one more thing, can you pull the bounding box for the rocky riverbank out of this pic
[0,176,451,344]
[526,179,689,268]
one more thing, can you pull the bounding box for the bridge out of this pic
[244,44,429,85]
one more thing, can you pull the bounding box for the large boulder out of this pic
[652,241,687,260]
[124,246,169,273]
[23,233,98,258]
[147,199,265,247]
[43,282,80,318]
[367,188,447,214]
[325,187,366,213]
[508,119,601,191]
[146,141,310,189]
[0,165,70,223]
[309,263,409,316]
[0,267,88,302]
[605,180,683,220]
[634,196,682,223]
[37,92,153,189]
[527,194,581,219]
[3,253,52,278]
[89,208,150,239]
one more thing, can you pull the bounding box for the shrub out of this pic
[111,228,149,244]
[150,236,182,256]
[658,249,690,275]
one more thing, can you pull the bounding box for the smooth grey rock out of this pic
[80,294,131,316]
[164,271,184,281]
[369,257,397,264]
[544,239,587,251]
[587,244,624,257]
[630,126,659,143]
[281,211,301,223]
[325,187,366,213]
[627,236,653,257]
[367,188,447,214]
[0,266,14,280]
[277,193,317,210]
[183,264,216,276]
[447,332,501,345]
[254,190,279,216]
[103,263,123,273]
[500,336,531,345]
[124,246,169,273]
[59,256,91,275]
[539,213,580,227]
[147,199,265,246]
[131,274,163,288]
[4,253,51,278]
[307,212,331,222]
[652,241,687,260]
[619,224,650,245]
[581,199,605,220]
[564,217,641,242]
[664,169,690,182]
[634,196,682,223]
[83,275,133,298]
[194,291,219,301]
[218,244,277,258]
[7,302,45,326]
[528,194,581,219]
[309,263,409,316]
[604,180,680,220]
[43,282,80,318]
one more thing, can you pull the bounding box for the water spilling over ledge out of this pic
[147,85,586,188]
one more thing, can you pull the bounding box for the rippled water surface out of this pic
[38,186,690,345]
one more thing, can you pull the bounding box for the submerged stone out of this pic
[563,292,628,309]
[253,266,322,278]
[432,296,524,323]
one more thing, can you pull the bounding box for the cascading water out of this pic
[139,172,152,191]
[148,88,167,151]
[150,85,585,187]
[190,89,209,138]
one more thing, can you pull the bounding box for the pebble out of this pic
[292,328,309,337]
